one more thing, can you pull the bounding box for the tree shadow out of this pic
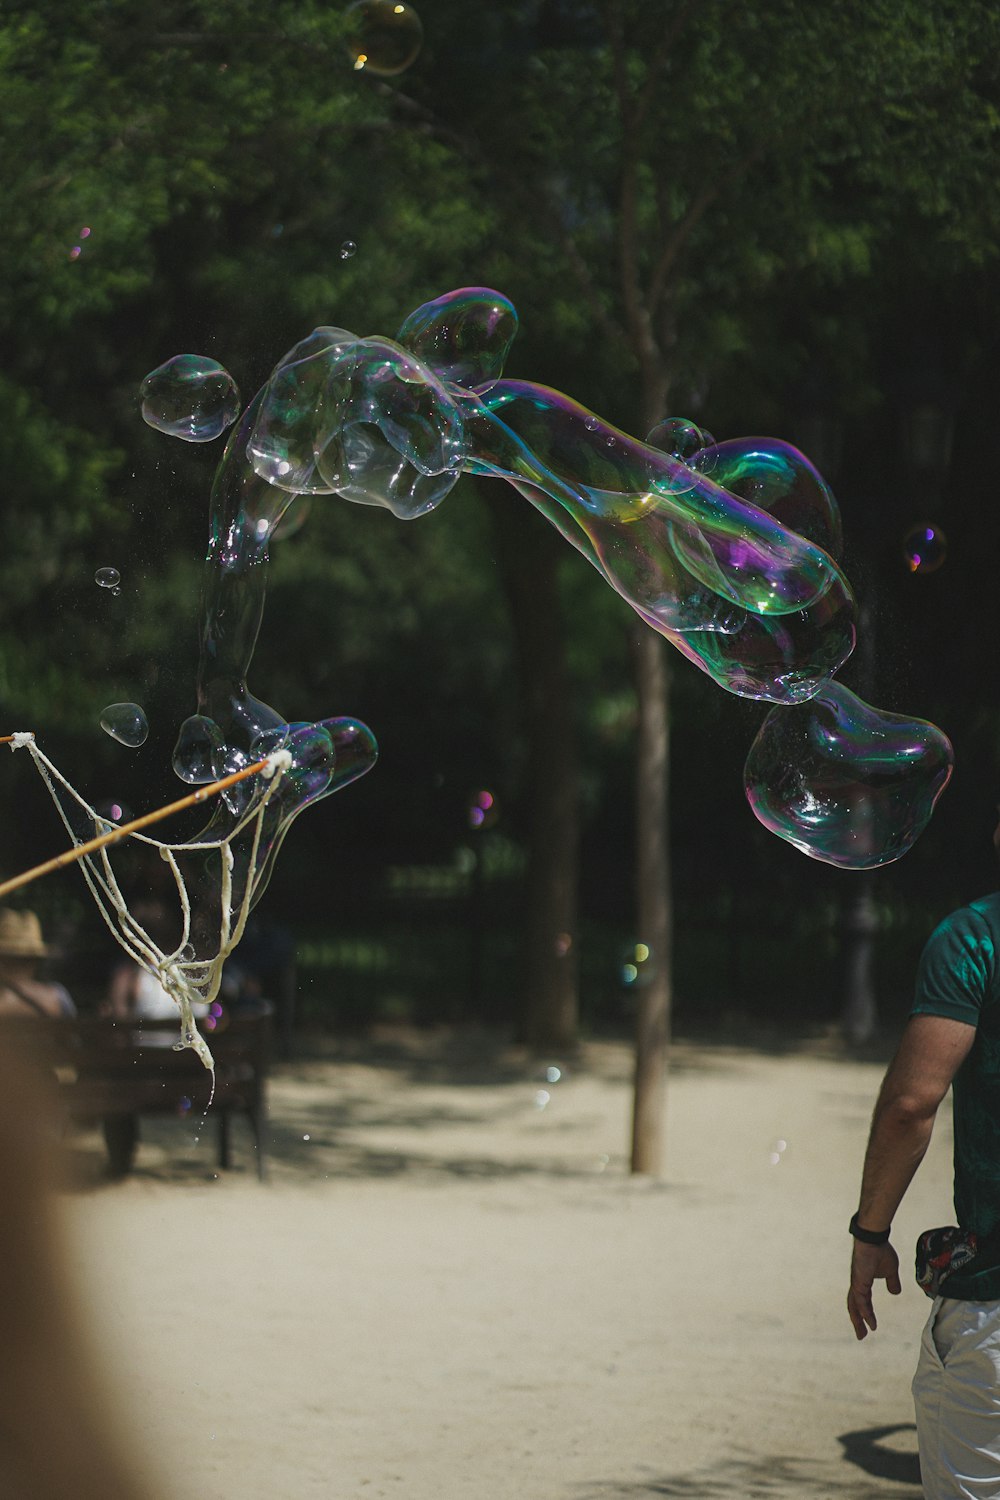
[575,1438,919,1497]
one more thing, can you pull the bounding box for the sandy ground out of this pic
[55,1027,953,1499]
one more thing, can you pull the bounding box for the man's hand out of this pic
[848,1239,901,1339]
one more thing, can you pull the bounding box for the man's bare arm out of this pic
[847,1013,976,1341]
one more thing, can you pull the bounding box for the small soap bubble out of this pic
[69,245,82,261]
[140,354,241,443]
[903,522,947,575]
[95,799,127,826]
[303,1133,311,1141]
[545,1066,562,1083]
[344,0,423,76]
[533,1090,551,1110]
[468,789,497,831]
[95,566,120,590]
[646,416,714,465]
[340,240,357,260]
[99,702,149,748]
[620,940,652,986]
[172,714,225,784]
[645,417,715,496]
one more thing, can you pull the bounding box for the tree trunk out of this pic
[629,628,672,1175]
[480,482,581,1051]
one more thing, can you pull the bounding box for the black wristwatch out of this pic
[849,1211,891,1245]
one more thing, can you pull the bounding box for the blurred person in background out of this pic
[0,908,75,1019]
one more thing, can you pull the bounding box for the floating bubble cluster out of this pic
[99,702,149,748]
[140,355,241,443]
[744,682,953,868]
[903,522,948,575]
[344,0,423,76]
[140,285,951,876]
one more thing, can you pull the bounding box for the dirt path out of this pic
[60,1030,950,1498]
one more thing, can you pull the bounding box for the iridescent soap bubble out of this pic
[690,437,842,560]
[345,0,423,76]
[227,717,379,908]
[317,337,467,517]
[468,378,855,701]
[172,714,225,784]
[94,566,121,591]
[744,681,953,869]
[646,417,716,493]
[903,522,947,575]
[247,329,357,494]
[173,284,948,895]
[141,355,241,443]
[99,702,149,748]
[340,240,357,260]
[397,287,519,389]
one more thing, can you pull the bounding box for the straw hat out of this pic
[0,909,48,958]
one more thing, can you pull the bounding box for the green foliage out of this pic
[3,0,1000,951]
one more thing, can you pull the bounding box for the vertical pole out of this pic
[630,631,672,1175]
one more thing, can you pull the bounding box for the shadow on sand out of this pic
[574,1425,920,1496]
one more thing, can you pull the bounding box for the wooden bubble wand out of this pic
[0,737,271,900]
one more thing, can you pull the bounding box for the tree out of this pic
[398,0,1000,1168]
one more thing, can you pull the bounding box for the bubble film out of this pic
[464,379,856,703]
[172,713,225,784]
[646,417,716,491]
[140,355,241,442]
[344,0,423,76]
[744,682,954,868]
[397,288,518,389]
[140,285,949,882]
[99,702,149,748]
[903,522,947,575]
[691,437,842,560]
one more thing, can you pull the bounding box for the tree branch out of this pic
[647,140,767,319]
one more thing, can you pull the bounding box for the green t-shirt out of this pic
[911,892,1000,1300]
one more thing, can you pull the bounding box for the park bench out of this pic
[2,1004,273,1180]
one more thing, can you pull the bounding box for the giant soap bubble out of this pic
[744,682,953,868]
[138,285,951,875]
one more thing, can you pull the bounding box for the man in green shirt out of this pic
[848,880,1000,1497]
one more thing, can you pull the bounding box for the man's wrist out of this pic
[849,1211,891,1245]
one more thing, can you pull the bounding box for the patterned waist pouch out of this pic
[915,1226,982,1298]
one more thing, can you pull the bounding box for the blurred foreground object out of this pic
[0,1041,164,1500]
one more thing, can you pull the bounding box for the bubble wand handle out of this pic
[0,754,271,900]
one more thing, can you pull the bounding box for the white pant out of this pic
[912,1296,1000,1497]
